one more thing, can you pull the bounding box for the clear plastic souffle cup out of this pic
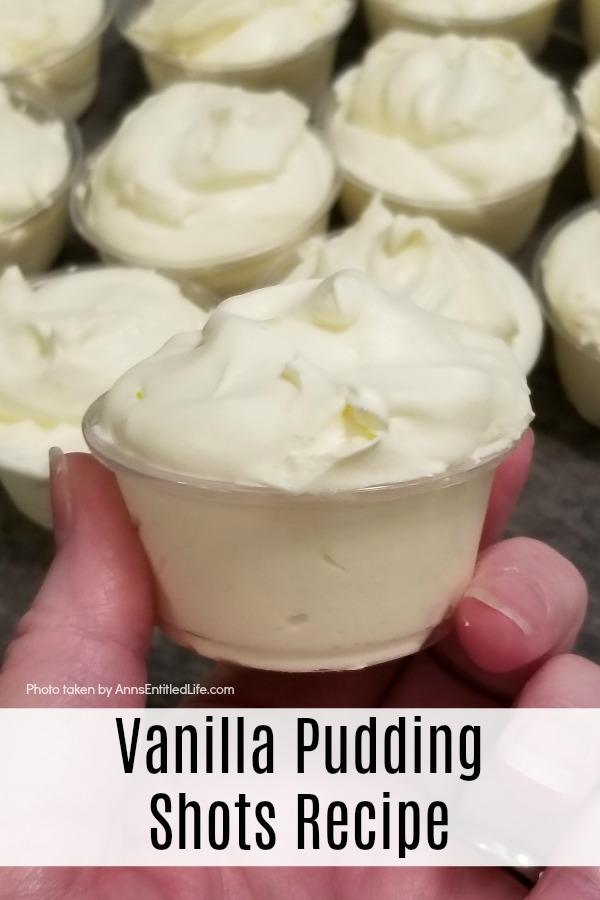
[363,0,560,56]
[116,0,357,113]
[320,90,575,256]
[534,201,600,429]
[0,89,82,276]
[84,395,522,673]
[582,0,600,59]
[69,146,341,302]
[3,0,116,120]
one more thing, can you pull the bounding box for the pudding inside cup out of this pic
[84,271,532,672]
[324,32,575,255]
[117,0,356,112]
[0,86,81,275]
[71,82,339,299]
[0,0,115,119]
[0,265,206,528]
[535,202,600,429]
[364,0,560,56]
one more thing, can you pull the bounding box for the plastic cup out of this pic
[70,148,340,301]
[84,394,519,672]
[363,0,560,56]
[0,90,82,275]
[117,0,356,112]
[575,60,600,197]
[582,0,600,59]
[2,0,116,120]
[534,201,600,429]
[323,89,575,256]
[334,154,572,256]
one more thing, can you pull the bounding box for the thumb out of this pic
[0,451,155,707]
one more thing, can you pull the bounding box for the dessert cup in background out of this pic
[85,271,532,672]
[582,0,600,59]
[535,202,600,429]
[71,82,339,299]
[325,32,576,254]
[276,198,544,373]
[117,0,356,112]
[0,86,81,276]
[0,0,115,119]
[0,266,206,528]
[576,59,600,197]
[363,0,560,56]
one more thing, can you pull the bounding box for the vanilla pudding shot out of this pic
[85,270,532,672]
[119,0,355,110]
[72,82,339,299]
[364,0,560,56]
[326,32,575,253]
[538,204,600,428]
[277,199,543,373]
[0,266,205,528]
[0,0,115,118]
[0,85,80,275]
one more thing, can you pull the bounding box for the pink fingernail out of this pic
[49,447,74,548]
[463,582,535,636]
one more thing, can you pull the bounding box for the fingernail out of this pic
[463,569,547,637]
[49,447,74,548]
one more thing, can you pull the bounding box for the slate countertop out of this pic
[0,7,598,695]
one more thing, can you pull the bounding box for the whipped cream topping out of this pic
[81,82,336,266]
[0,0,104,73]
[388,0,549,19]
[328,31,575,203]
[101,270,532,491]
[0,85,71,228]
[282,199,543,372]
[542,208,600,353]
[0,266,206,476]
[127,0,353,67]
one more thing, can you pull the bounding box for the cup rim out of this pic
[116,0,357,75]
[83,393,522,505]
[532,198,600,364]
[1,0,117,78]
[69,133,341,274]
[0,86,83,238]
[369,0,558,29]
[322,57,576,212]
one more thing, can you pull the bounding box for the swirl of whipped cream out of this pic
[387,0,550,19]
[0,266,206,476]
[127,0,353,67]
[0,85,71,228]
[541,208,600,353]
[328,31,575,203]
[280,199,543,372]
[82,82,336,265]
[101,270,532,491]
[0,0,104,73]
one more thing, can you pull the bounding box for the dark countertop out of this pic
[0,6,598,694]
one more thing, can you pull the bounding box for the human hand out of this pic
[0,437,597,899]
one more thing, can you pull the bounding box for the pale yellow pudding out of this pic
[85,271,532,672]
[538,204,600,428]
[119,0,355,111]
[0,266,206,527]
